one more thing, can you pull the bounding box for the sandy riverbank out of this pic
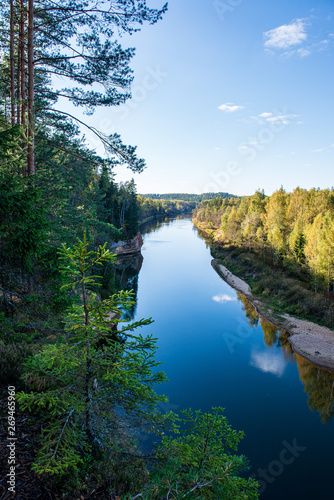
[211,258,334,372]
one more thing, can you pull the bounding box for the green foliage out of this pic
[0,123,142,325]
[98,172,139,238]
[0,172,49,268]
[194,187,334,295]
[14,237,258,498]
[0,125,26,173]
[0,340,32,384]
[141,192,236,203]
[1,0,168,173]
[294,231,306,263]
[139,407,259,499]
[138,195,197,223]
[211,244,334,328]
[17,235,167,479]
[0,5,260,496]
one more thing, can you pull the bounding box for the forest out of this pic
[141,192,235,203]
[193,188,334,328]
[0,1,259,498]
[138,196,196,223]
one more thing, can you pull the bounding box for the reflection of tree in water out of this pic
[101,253,143,320]
[237,292,288,347]
[295,354,334,424]
[140,217,170,235]
[278,330,296,365]
[194,228,212,248]
[236,292,334,422]
[237,292,259,327]
[260,318,280,348]
[141,215,189,236]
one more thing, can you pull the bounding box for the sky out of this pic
[59,0,334,197]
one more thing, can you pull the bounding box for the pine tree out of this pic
[0,0,168,175]
[139,407,259,499]
[17,235,167,476]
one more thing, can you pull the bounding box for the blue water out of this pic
[131,217,334,499]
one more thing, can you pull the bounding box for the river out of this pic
[125,216,334,499]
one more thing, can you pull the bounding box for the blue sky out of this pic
[67,0,334,196]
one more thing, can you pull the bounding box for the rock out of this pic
[113,232,144,255]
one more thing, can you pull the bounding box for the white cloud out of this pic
[248,139,264,145]
[250,350,286,377]
[311,148,325,153]
[296,48,311,57]
[264,19,307,50]
[257,111,298,126]
[212,294,236,304]
[252,108,300,131]
[218,103,245,113]
[264,21,334,58]
[266,116,289,125]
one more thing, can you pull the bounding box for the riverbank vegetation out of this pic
[193,188,334,328]
[0,0,258,498]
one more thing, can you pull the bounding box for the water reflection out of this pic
[140,215,188,235]
[116,253,143,320]
[102,253,143,320]
[295,355,334,423]
[237,292,334,422]
[125,216,334,498]
[250,350,286,377]
[212,293,236,303]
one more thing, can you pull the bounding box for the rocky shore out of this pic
[112,232,144,256]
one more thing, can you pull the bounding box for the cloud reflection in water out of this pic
[212,294,236,304]
[251,350,286,377]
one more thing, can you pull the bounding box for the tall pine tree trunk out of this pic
[27,0,35,176]
[10,0,16,126]
[17,6,21,127]
[17,0,25,127]
[20,0,26,127]
[82,280,93,445]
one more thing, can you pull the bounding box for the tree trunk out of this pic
[10,0,16,126]
[27,0,35,176]
[328,249,331,295]
[17,5,21,127]
[18,0,26,127]
[82,280,93,446]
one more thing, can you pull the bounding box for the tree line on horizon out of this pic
[138,195,196,222]
[141,191,236,202]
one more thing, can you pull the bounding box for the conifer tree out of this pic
[139,407,259,499]
[17,235,167,476]
[0,0,168,175]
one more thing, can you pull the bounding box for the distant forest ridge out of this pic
[140,192,237,202]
